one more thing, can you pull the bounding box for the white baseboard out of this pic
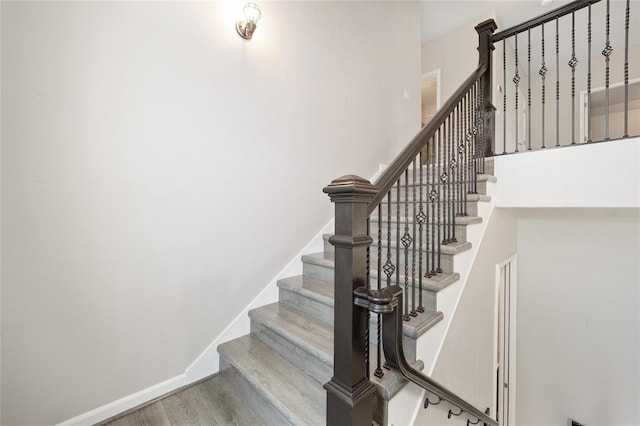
[57,375,187,426]
[55,164,388,426]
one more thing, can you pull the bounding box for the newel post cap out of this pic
[475,19,498,35]
[323,175,378,203]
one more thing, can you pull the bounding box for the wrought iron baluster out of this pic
[528,28,532,150]
[473,82,479,194]
[375,205,384,379]
[417,150,425,313]
[587,3,592,142]
[365,218,370,378]
[396,179,400,286]
[425,138,431,278]
[411,159,417,317]
[451,104,458,242]
[569,11,578,145]
[436,128,442,273]
[540,24,547,148]
[603,0,613,140]
[556,18,560,146]
[402,170,411,321]
[503,39,507,154]
[430,136,437,275]
[624,0,630,137]
[442,118,449,244]
[385,191,394,288]
[514,33,520,152]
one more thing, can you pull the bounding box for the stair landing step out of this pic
[218,335,324,426]
[250,302,333,367]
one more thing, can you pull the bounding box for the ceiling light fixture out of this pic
[236,3,262,40]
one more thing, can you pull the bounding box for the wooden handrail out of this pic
[491,0,601,43]
[355,285,498,426]
[367,64,487,215]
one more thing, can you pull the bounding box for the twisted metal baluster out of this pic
[540,24,548,148]
[624,0,630,137]
[473,82,479,194]
[365,218,370,378]
[451,105,458,242]
[417,150,425,313]
[556,18,560,146]
[436,128,442,273]
[425,138,431,278]
[503,39,507,154]
[446,113,453,243]
[442,118,449,244]
[374,205,384,379]
[410,159,417,317]
[603,0,613,140]
[527,29,532,150]
[569,11,578,145]
[396,179,400,286]
[587,4,592,142]
[430,136,437,275]
[514,33,520,152]
[402,170,411,321]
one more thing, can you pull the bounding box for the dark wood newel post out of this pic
[476,19,498,157]
[323,175,377,426]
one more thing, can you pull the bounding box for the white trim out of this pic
[56,375,187,426]
[493,254,518,425]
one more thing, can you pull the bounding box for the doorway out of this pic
[494,255,517,425]
[421,70,440,164]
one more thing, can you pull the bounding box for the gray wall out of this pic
[516,208,640,426]
[0,1,421,424]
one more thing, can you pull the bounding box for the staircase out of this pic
[215,165,496,425]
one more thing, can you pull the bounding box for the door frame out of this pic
[492,254,518,425]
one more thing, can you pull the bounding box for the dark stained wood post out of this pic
[323,175,377,426]
[476,19,498,158]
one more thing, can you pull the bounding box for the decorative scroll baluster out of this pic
[384,192,394,288]
[410,159,417,318]
[503,39,507,154]
[375,204,384,379]
[464,91,471,213]
[540,24,547,149]
[402,170,411,321]
[430,136,437,275]
[556,18,560,146]
[436,128,442,273]
[587,4,592,142]
[417,151,425,313]
[473,82,479,193]
[603,0,613,140]
[624,0,630,137]
[442,118,449,244]
[514,33,520,152]
[451,105,458,242]
[527,29,532,150]
[569,11,578,145]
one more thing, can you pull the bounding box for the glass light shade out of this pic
[243,3,262,24]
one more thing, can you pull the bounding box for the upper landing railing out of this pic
[493,0,635,153]
[323,1,634,425]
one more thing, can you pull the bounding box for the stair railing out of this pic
[323,20,498,426]
[354,285,497,426]
[493,0,635,153]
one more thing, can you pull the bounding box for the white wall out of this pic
[516,208,640,426]
[494,137,640,208]
[414,208,517,425]
[0,1,421,424]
